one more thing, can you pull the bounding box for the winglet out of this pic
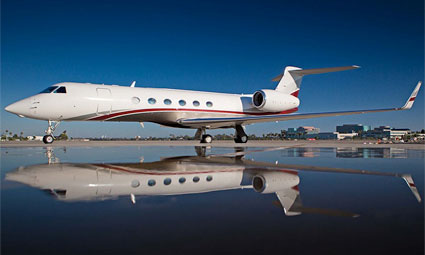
[401,174,422,202]
[130,81,136,87]
[401,81,422,110]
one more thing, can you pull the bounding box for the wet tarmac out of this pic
[1,146,424,255]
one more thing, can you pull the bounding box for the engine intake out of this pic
[252,171,299,194]
[252,89,299,112]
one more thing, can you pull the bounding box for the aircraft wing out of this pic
[178,81,422,128]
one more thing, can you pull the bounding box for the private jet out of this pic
[5,147,421,216]
[4,65,422,144]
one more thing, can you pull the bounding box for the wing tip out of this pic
[401,174,422,203]
[401,81,422,110]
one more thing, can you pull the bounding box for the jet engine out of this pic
[252,171,299,194]
[252,89,299,112]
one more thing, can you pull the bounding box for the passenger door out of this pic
[96,88,112,115]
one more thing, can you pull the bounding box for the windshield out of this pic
[40,86,58,93]
[54,87,67,93]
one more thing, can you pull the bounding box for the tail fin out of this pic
[273,65,360,96]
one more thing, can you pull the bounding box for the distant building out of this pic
[286,126,320,139]
[313,132,338,140]
[389,129,410,139]
[308,132,357,140]
[336,124,371,133]
[364,126,410,139]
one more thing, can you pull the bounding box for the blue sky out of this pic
[1,0,424,138]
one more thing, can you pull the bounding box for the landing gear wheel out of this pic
[43,135,54,144]
[201,134,213,143]
[234,135,248,143]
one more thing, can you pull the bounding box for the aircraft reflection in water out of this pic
[6,147,421,217]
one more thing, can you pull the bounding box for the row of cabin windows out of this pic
[148,98,213,108]
[138,175,213,187]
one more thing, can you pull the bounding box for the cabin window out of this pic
[131,180,140,188]
[164,178,172,185]
[148,98,156,104]
[164,99,172,105]
[148,179,156,186]
[40,86,58,93]
[179,177,186,184]
[193,100,200,107]
[206,101,213,107]
[179,100,186,106]
[193,176,200,183]
[206,175,213,182]
[54,87,67,93]
[132,97,140,104]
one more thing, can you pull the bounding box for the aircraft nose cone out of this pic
[4,101,27,117]
[5,103,17,113]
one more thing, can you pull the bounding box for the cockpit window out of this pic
[54,87,67,93]
[40,86,58,93]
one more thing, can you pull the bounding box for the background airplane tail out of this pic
[273,65,360,97]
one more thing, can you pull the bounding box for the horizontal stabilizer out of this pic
[272,65,359,82]
[290,65,360,76]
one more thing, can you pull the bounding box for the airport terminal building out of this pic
[284,124,412,140]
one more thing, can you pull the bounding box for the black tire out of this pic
[43,135,54,144]
[201,134,213,143]
[234,135,248,143]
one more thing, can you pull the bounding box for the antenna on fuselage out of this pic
[130,81,136,87]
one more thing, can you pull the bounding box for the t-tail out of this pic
[272,65,360,97]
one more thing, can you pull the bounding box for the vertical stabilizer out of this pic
[273,66,303,96]
[275,187,302,216]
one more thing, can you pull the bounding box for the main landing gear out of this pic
[195,128,213,143]
[194,125,248,144]
[43,121,60,144]
[234,125,248,143]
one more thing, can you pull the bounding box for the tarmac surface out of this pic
[1,140,424,149]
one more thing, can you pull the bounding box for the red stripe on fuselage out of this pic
[89,107,299,121]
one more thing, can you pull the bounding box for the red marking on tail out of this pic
[409,97,416,102]
[291,90,300,97]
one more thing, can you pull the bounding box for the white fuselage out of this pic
[6,82,299,129]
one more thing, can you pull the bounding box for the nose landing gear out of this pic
[43,121,60,144]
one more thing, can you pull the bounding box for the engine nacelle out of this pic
[252,89,299,112]
[252,171,299,194]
